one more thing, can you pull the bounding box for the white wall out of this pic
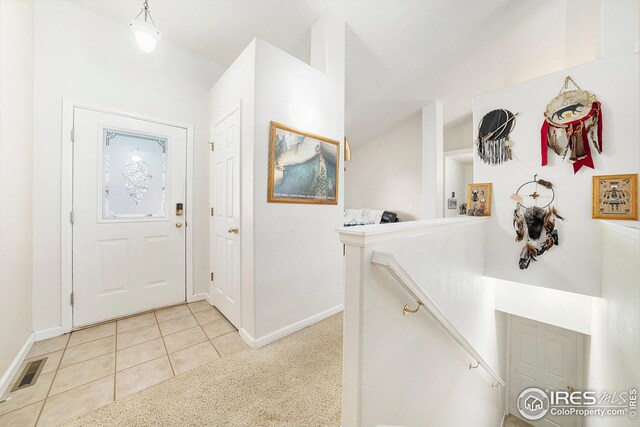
[493,278,593,336]
[345,114,422,220]
[208,40,257,337]
[32,1,225,332]
[0,0,34,389]
[444,157,465,218]
[339,218,505,426]
[209,13,345,345]
[251,14,345,341]
[585,222,639,427]
[443,119,473,152]
[473,52,639,297]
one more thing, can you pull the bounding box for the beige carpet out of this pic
[63,314,343,427]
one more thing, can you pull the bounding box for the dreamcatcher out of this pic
[476,109,520,165]
[511,175,564,270]
[541,76,603,174]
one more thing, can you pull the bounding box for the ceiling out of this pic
[76,0,592,145]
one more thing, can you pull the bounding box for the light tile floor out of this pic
[0,301,248,427]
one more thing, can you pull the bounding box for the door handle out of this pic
[228,227,239,234]
[176,223,183,229]
[567,385,575,393]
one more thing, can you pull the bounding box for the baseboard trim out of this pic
[188,292,210,304]
[34,326,63,342]
[0,333,35,397]
[239,304,343,349]
[204,293,214,307]
[499,411,507,427]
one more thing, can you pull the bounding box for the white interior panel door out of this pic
[73,108,187,327]
[509,316,581,427]
[210,107,241,327]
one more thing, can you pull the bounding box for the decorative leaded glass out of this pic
[103,129,167,219]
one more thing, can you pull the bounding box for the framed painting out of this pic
[592,174,638,220]
[268,122,340,204]
[466,183,492,217]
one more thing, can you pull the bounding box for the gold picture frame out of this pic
[592,174,638,220]
[466,183,493,217]
[268,122,340,204]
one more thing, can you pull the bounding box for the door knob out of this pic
[176,223,183,228]
[228,227,239,234]
[567,385,575,393]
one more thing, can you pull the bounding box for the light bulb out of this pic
[130,20,161,53]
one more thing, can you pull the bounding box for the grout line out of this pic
[155,312,175,377]
[73,302,187,338]
[42,373,114,402]
[209,329,241,356]
[214,329,239,340]
[157,312,197,328]
[116,335,159,352]
[56,348,115,372]
[66,331,116,350]
[0,399,45,418]
[113,320,118,401]
[33,333,71,426]
[165,329,210,356]
[210,340,222,358]
[117,323,159,338]
[160,324,203,339]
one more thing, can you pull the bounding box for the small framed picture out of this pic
[592,174,638,220]
[466,183,492,217]
[447,192,457,210]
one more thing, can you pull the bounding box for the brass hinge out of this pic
[210,207,214,216]
[208,141,215,152]
[71,128,75,142]
[70,211,75,224]
[70,292,75,306]
[210,272,214,281]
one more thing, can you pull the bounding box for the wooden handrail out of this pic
[370,250,505,388]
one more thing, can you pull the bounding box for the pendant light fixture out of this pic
[130,0,161,53]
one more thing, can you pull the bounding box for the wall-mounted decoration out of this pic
[466,183,492,216]
[541,76,603,174]
[268,122,339,204]
[592,174,638,220]
[343,137,351,172]
[447,192,458,209]
[476,109,519,165]
[512,175,564,270]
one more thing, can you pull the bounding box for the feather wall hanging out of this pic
[511,175,564,270]
[541,76,603,174]
[476,109,520,165]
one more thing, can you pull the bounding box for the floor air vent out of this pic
[11,358,46,392]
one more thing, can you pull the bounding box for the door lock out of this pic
[228,227,239,234]
[176,223,183,229]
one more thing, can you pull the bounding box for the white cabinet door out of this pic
[210,107,241,327]
[73,108,187,327]
[509,316,581,427]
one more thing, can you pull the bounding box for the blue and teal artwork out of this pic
[268,122,339,205]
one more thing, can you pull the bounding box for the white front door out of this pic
[73,108,187,328]
[210,107,241,327]
[509,316,582,427]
